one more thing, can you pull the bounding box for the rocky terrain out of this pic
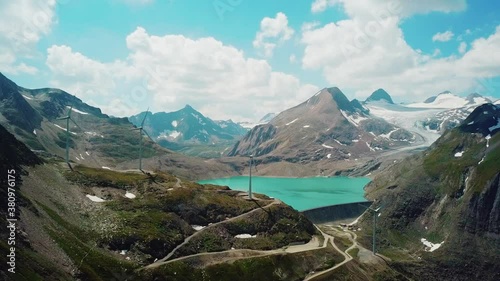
[1,141,322,280]
[228,88,414,168]
[359,103,500,281]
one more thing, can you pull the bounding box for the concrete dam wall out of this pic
[301,201,372,224]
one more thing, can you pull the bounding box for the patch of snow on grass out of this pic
[303,125,310,128]
[53,124,77,135]
[454,151,464,157]
[86,151,90,156]
[322,144,334,149]
[286,118,299,126]
[334,139,345,146]
[102,166,111,170]
[235,234,256,239]
[86,195,106,202]
[192,225,206,231]
[23,94,33,100]
[327,153,331,159]
[33,129,37,135]
[68,107,89,115]
[125,192,136,199]
[486,134,491,148]
[420,238,444,252]
[478,156,486,165]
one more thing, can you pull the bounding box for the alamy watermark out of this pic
[6,169,17,274]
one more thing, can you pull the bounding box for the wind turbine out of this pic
[248,155,259,200]
[359,203,383,255]
[57,106,82,170]
[132,108,155,172]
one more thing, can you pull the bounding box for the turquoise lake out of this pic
[198,176,371,211]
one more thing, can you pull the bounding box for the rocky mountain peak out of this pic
[460,103,500,136]
[365,88,394,104]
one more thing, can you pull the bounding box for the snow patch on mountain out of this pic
[86,195,106,202]
[408,93,467,109]
[53,123,77,135]
[286,118,299,126]
[340,110,368,127]
[489,119,500,132]
[420,238,444,252]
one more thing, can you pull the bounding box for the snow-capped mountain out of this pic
[228,87,415,162]
[365,91,493,145]
[129,105,246,144]
[365,88,394,104]
[259,112,277,123]
[407,91,491,109]
[238,112,278,129]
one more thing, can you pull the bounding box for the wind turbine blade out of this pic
[70,118,83,131]
[140,107,149,127]
[358,203,377,212]
[142,129,156,143]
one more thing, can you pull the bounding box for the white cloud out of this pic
[289,54,297,63]
[0,0,57,74]
[46,27,318,120]
[432,31,454,42]
[311,0,336,13]
[253,12,295,57]
[458,41,467,54]
[301,1,500,103]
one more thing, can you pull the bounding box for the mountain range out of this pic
[0,73,235,179]
[129,105,247,145]
[1,71,500,280]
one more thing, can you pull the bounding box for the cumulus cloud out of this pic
[46,27,318,120]
[301,2,500,102]
[253,12,295,57]
[0,0,58,74]
[458,41,467,54]
[432,30,454,42]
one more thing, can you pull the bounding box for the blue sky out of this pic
[1,0,500,121]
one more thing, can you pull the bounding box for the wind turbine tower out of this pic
[57,106,82,170]
[359,203,383,255]
[132,109,155,171]
[248,154,254,200]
